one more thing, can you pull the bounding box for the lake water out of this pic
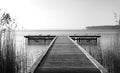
[15,30,120,73]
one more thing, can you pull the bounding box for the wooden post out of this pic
[95,38,97,45]
[28,38,30,45]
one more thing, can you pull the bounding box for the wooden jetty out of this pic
[27,36,107,73]
[70,35,101,45]
[24,35,55,45]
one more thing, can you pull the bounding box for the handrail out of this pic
[27,36,57,73]
[68,36,108,73]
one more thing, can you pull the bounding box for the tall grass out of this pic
[77,32,120,73]
[113,31,120,73]
[15,30,27,73]
[0,11,18,73]
[0,11,27,73]
[0,28,17,73]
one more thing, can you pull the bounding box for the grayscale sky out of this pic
[0,0,120,29]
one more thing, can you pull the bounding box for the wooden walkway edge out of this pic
[68,36,108,73]
[28,36,57,73]
[28,36,108,73]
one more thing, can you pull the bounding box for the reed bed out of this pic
[0,29,18,73]
[15,34,27,73]
[77,32,120,73]
[0,11,27,73]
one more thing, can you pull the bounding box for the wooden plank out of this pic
[27,36,57,73]
[70,35,101,37]
[34,36,102,73]
[68,36,108,73]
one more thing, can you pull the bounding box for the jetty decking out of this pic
[32,36,103,73]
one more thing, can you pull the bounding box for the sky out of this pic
[0,0,120,30]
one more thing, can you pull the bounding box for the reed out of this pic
[0,10,27,73]
[78,32,120,73]
[0,28,17,73]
